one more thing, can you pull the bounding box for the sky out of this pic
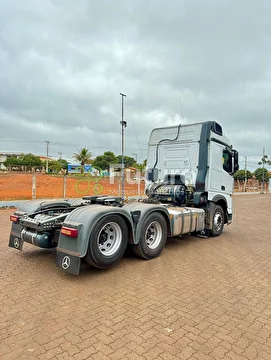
[0,0,271,171]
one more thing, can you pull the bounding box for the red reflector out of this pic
[61,227,78,238]
[10,215,19,223]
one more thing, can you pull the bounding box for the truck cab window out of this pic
[223,150,232,173]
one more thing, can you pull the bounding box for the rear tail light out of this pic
[60,227,78,238]
[10,215,19,223]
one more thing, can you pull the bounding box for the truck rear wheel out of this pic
[85,215,128,269]
[133,212,167,260]
[210,205,224,236]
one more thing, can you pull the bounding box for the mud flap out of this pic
[196,229,210,238]
[9,234,24,251]
[56,251,81,275]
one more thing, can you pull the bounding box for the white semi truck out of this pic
[9,121,238,275]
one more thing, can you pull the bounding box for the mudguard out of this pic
[9,198,84,254]
[15,199,74,214]
[208,194,230,225]
[9,199,73,251]
[123,202,171,244]
[56,205,135,259]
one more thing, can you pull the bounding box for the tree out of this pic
[18,153,42,172]
[3,153,43,172]
[73,148,92,173]
[57,159,68,171]
[257,154,271,191]
[254,167,270,183]
[139,159,147,171]
[115,155,136,168]
[3,156,21,171]
[258,155,271,166]
[48,160,62,173]
[47,159,68,173]
[233,169,252,182]
[93,151,116,171]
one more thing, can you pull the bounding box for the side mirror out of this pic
[146,168,158,182]
[233,150,239,173]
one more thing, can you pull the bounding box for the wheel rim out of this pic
[213,211,223,233]
[97,222,122,257]
[145,221,162,249]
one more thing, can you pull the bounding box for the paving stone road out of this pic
[1,194,271,360]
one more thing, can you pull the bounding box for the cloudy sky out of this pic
[0,0,271,170]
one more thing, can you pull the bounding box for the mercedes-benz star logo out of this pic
[14,238,20,249]
[61,256,71,270]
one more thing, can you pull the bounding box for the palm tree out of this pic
[73,148,92,174]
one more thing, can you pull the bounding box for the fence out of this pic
[0,173,145,201]
[1,173,268,202]
[234,179,269,193]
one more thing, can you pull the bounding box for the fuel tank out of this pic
[166,206,205,236]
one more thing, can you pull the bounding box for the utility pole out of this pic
[45,140,50,173]
[244,156,247,191]
[262,148,265,194]
[120,93,127,199]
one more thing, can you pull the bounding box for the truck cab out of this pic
[145,121,239,230]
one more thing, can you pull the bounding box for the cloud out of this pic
[0,0,271,170]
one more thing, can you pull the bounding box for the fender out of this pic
[16,199,72,214]
[209,194,229,224]
[211,194,228,205]
[56,205,135,258]
[206,198,229,229]
[123,202,171,244]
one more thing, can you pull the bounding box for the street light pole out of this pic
[120,93,127,199]
[262,148,265,194]
[244,156,247,192]
[45,140,49,173]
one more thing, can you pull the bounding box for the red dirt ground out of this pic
[0,173,145,200]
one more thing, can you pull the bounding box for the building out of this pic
[68,164,92,174]
[0,152,54,171]
[0,152,22,170]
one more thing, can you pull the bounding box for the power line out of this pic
[0,106,148,158]
[126,100,145,160]
[0,108,115,133]
[0,139,44,143]
[0,138,147,151]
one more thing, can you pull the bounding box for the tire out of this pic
[85,215,128,269]
[133,212,167,260]
[210,205,224,237]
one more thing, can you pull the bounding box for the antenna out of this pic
[179,96,192,175]
[120,93,127,199]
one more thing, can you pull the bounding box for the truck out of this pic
[8,121,239,275]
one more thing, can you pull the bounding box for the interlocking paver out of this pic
[1,194,271,359]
